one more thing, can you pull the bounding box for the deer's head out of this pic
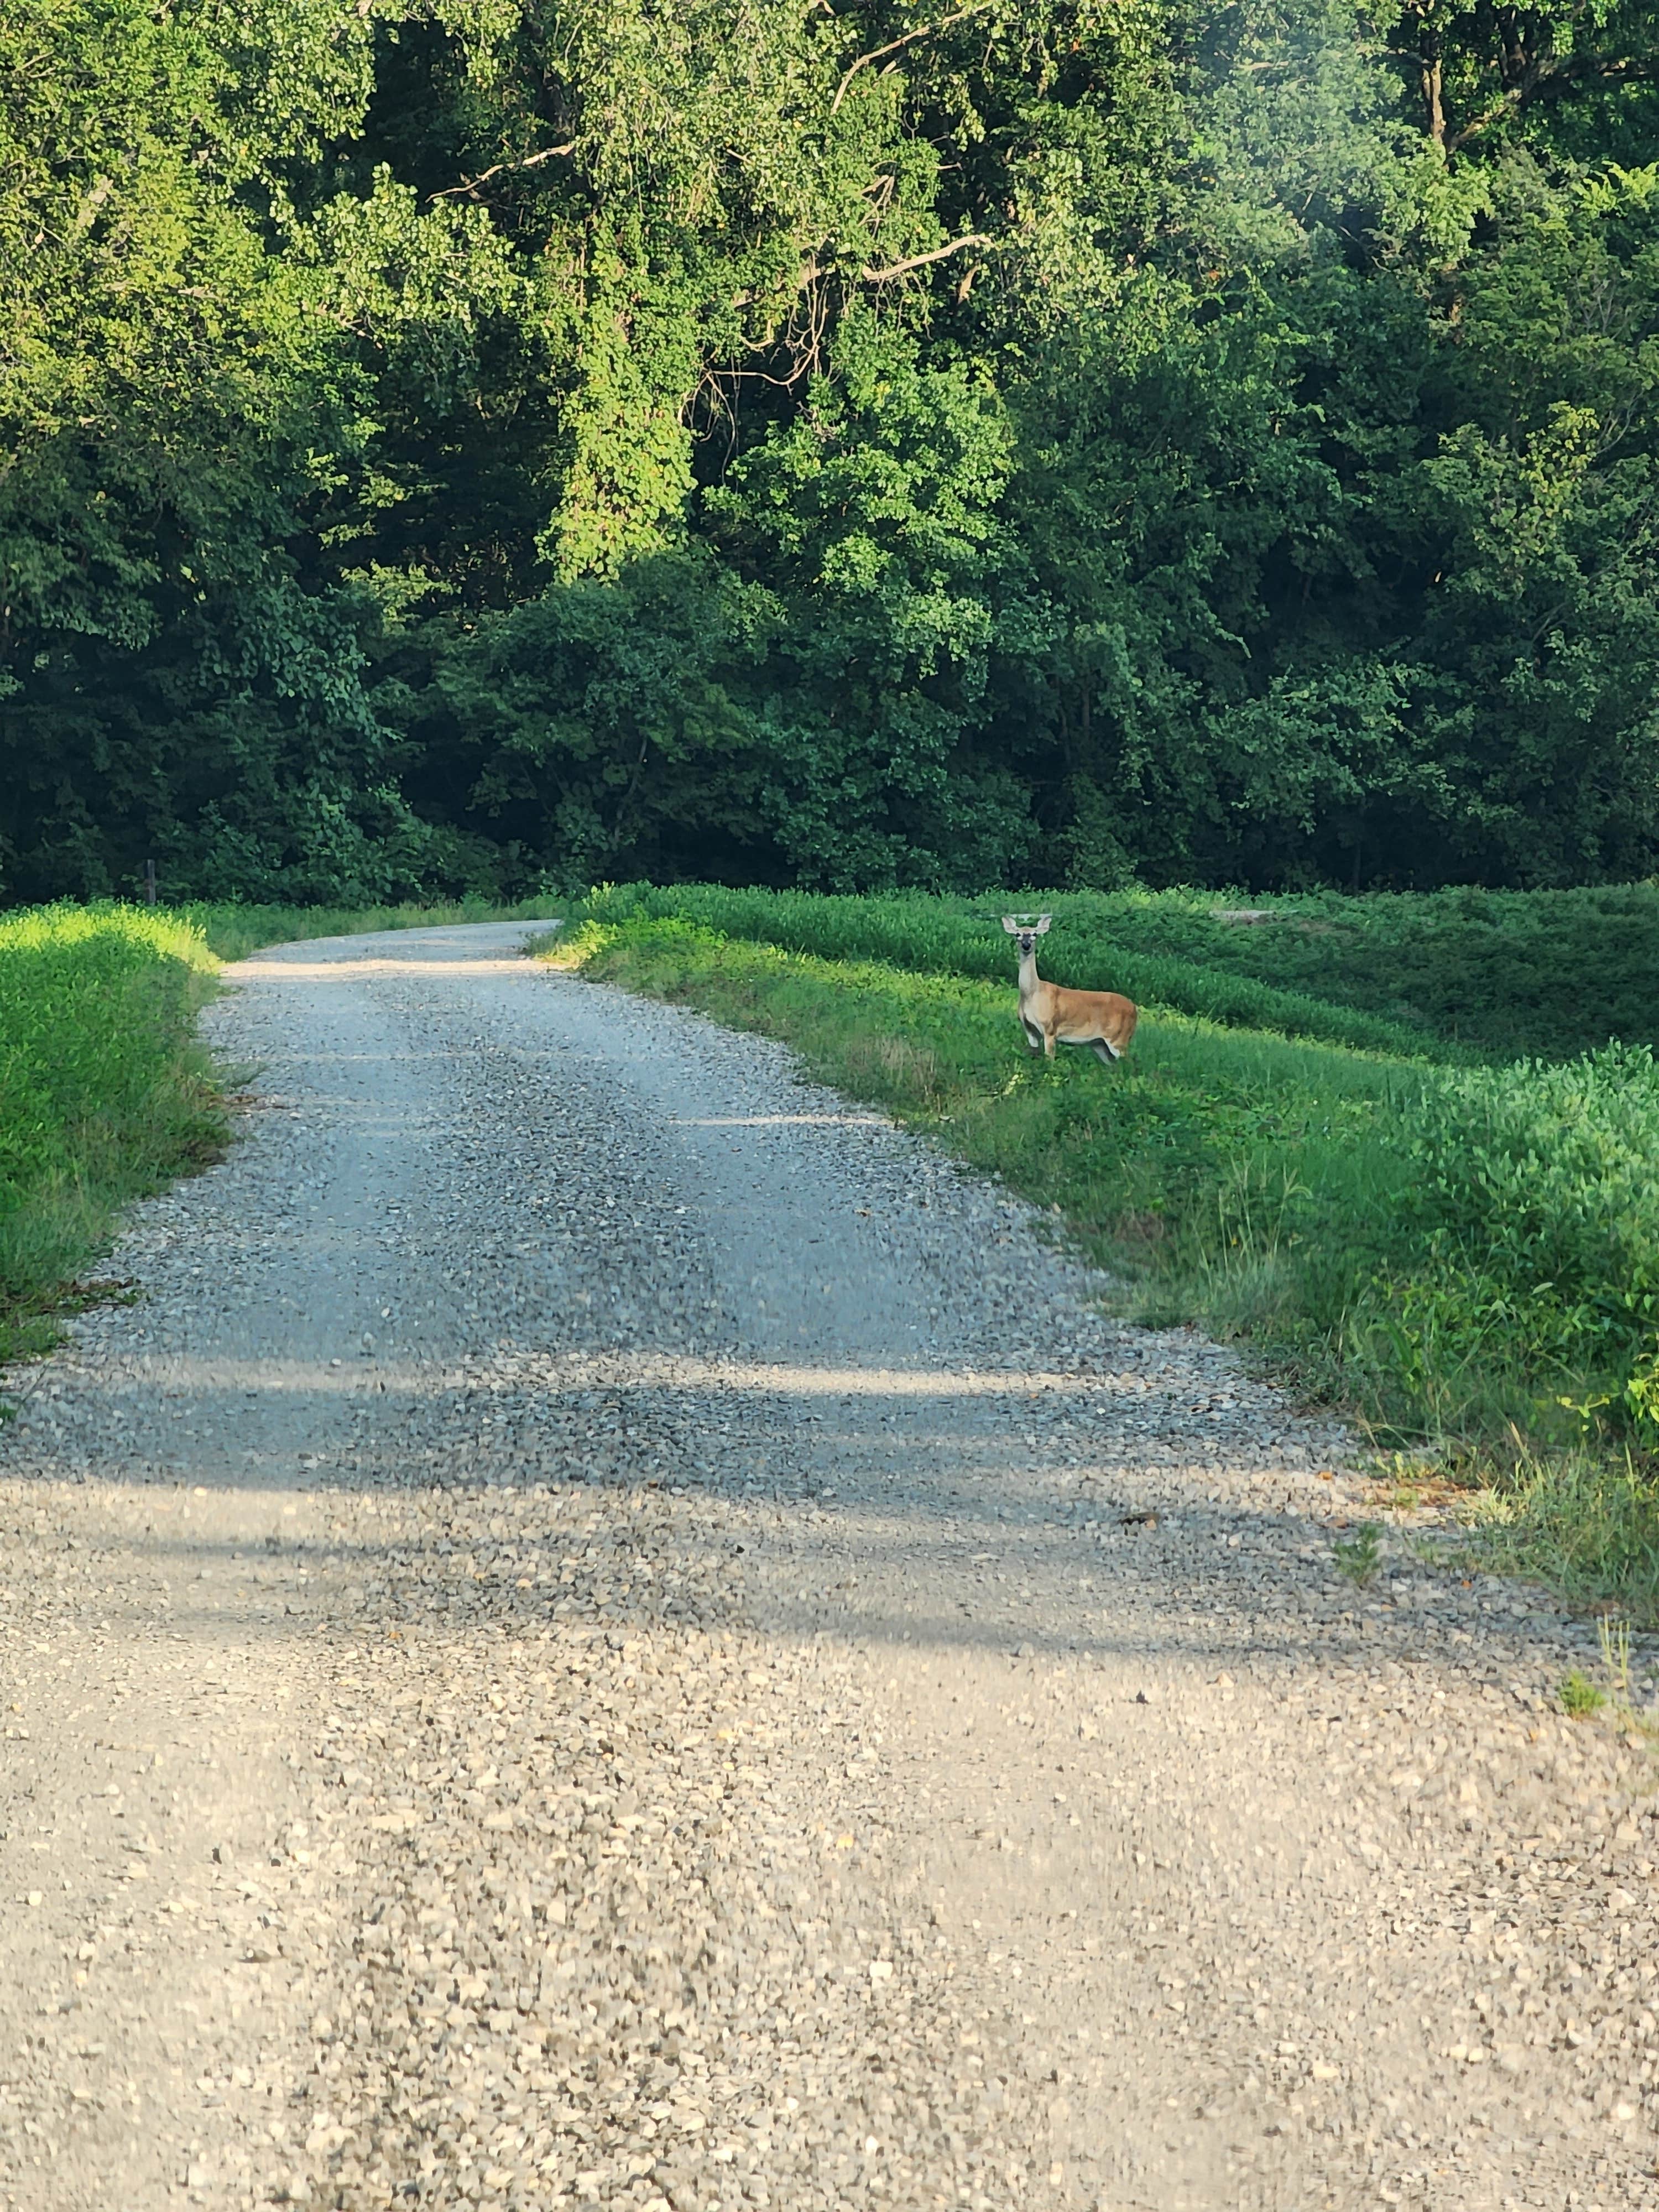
[1001,914,1051,959]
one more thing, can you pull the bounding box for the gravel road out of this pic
[3,920,1658,2212]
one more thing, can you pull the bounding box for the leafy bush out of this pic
[1383,1046,1659,1438]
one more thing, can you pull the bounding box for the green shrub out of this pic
[1377,1046,1659,1439]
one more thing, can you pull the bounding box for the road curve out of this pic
[1,921,1655,2212]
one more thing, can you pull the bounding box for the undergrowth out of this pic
[542,914,1659,1623]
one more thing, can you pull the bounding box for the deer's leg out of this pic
[1091,1037,1121,1065]
[1043,1028,1056,1060]
[1021,1018,1044,1054]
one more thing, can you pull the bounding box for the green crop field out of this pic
[577,880,1659,1063]
[547,886,1659,1619]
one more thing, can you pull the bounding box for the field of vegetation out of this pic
[549,885,1659,1619]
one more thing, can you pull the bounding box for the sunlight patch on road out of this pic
[71,1348,1118,1401]
[674,1114,890,1129]
[232,956,539,982]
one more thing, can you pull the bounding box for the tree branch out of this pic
[1446,46,1658,153]
[429,145,576,201]
[861,232,990,281]
[831,3,994,113]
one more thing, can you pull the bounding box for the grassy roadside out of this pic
[577,879,1659,1062]
[0,905,226,1370]
[540,915,1659,1621]
[577,883,1451,1060]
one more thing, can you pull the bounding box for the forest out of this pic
[4,1,1658,903]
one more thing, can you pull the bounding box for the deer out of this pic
[1003,915,1137,1064]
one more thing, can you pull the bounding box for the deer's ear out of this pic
[1001,916,1019,933]
[1036,915,1052,933]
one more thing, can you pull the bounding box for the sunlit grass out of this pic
[572,884,1446,1058]
[0,904,226,1368]
[0,895,575,1370]
[574,877,1659,1062]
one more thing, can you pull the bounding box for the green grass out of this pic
[541,911,1659,1623]
[0,904,227,1368]
[1051,882,1659,1062]
[577,883,1449,1058]
[577,878,1659,1062]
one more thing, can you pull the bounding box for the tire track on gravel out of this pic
[2,921,1657,2212]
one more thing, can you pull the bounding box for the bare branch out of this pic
[831,3,993,113]
[429,144,576,202]
[861,232,989,282]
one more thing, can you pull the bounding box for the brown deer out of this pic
[1003,915,1137,1063]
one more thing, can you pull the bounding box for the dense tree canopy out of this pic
[3,0,1658,898]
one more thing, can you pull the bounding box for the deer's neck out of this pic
[1018,947,1042,1001]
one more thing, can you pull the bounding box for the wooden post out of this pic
[144,859,156,906]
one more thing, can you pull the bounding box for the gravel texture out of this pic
[2,920,1658,2212]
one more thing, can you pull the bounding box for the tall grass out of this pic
[545,914,1659,1619]
[0,904,226,1365]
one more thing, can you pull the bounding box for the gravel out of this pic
[1,919,1657,2212]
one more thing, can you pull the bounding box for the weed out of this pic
[1561,1668,1609,1718]
[1334,1522,1384,1588]
[1599,1614,1635,1710]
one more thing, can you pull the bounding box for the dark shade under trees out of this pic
[4,0,1659,901]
